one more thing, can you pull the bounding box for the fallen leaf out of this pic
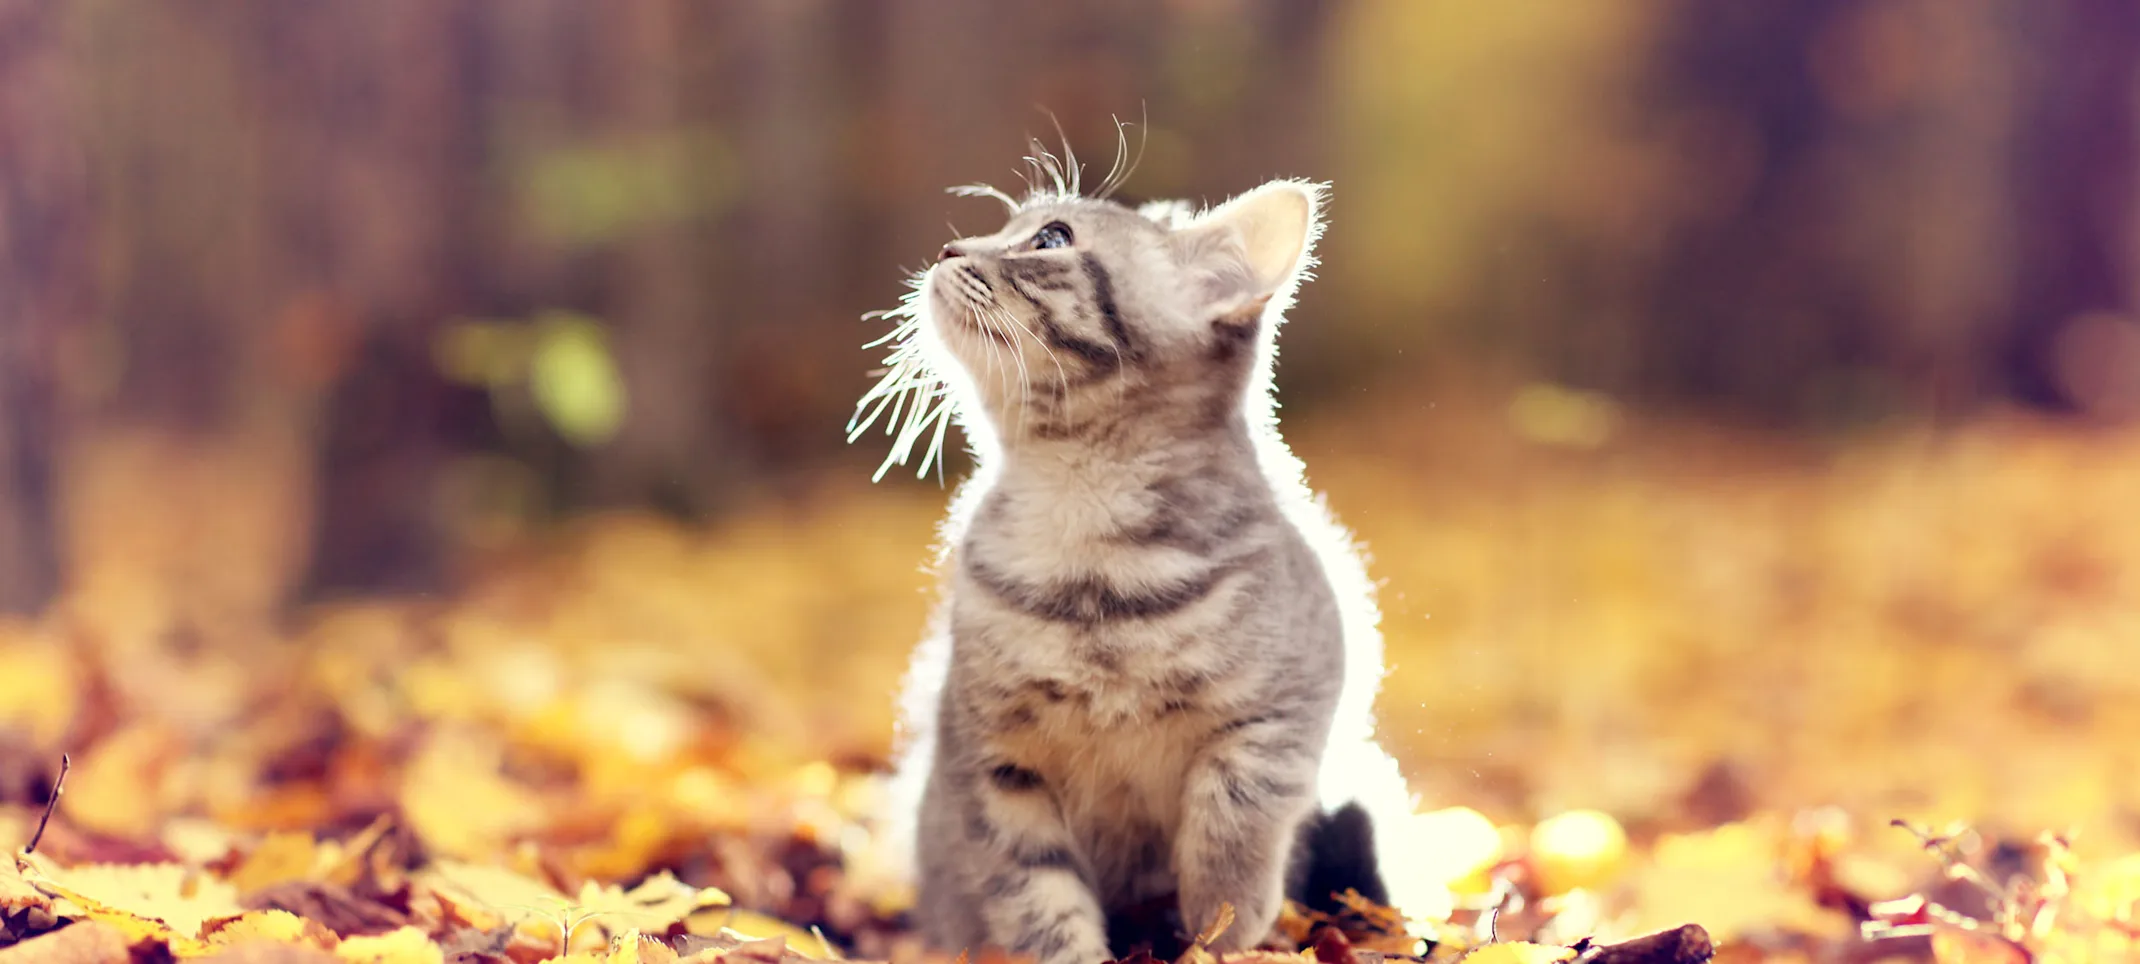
[397,733,545,861]
[189,910,340,958]
[0,636,78,746]
[1457,943,1574,964]
[1529,811,1627,897]
[194,943,343,964]
[229,834,327,896]
[1,861,47,915]
[17,853,244,940]
[1194,903,1237,949]
[62,726,179,840]
[0,920,132,964]
[568,871,728,939]
[332,927,443,964]
[683,910,829,957]
[1929,927,2030,964]
[240,881,409,938]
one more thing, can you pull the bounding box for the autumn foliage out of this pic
[4,389,2140,964]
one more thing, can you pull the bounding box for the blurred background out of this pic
[3,0,2140,894]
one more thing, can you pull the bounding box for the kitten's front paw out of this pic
[1011,923,1113,964]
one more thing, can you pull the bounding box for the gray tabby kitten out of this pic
[854,154,1435,964]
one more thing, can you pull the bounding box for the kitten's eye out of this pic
[1030,222,1073,251]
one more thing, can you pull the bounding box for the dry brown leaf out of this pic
[240,881,409,939]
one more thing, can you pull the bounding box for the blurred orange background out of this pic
[1,0,2137,895]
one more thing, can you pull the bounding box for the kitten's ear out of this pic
[1173,179,1325,315]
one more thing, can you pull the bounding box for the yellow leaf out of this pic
[335,927,445,964]
[1529,810,1627,896]
[1193,902,1236,948]
[319,818,397,889]
[529,312,626,448]
[17,852,243,940]
[398,731,546,860]
[1406,806,1503,894]
[1459,943,1575,964]
[686,908,829,957]
[65,724,179,840]
[1625,820,1848,942]
[607,933,680,964]
[418,859,567,940]
[228,832,325,895]
[569,871,728,939]
[0,633,78,744]
[185,910,339,957]
[2077,852,2140,923]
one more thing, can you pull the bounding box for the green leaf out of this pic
[528,312,627,448]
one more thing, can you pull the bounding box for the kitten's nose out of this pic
[938,243,966,263]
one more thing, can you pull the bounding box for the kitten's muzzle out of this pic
[939,243,968,263]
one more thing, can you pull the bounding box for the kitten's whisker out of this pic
[849,274,958,481]
[992,304,1065,402]
[986,311,1025,444]
[1097,108,1148,201]
[949,183,1020,212]
[992,307,1035,443]
[1044,112,1081,198]
[984,303,1046,442]
[1097,116,1128,200]
[977,306,1028,441]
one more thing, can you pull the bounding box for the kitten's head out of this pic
[851,171,1325,478]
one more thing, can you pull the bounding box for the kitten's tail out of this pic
[1312,736,1457,926]
[1288,802,1390,914]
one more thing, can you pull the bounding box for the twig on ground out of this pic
[1574,924,1714,964]
[22,752,70,856]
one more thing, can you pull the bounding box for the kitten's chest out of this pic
[962,611,1236,728]
[948,485,1268,732]
[993,686,1209,902]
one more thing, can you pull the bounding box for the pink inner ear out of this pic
[1220,188,1314,293]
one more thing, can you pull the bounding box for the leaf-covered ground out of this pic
[3,390,2139,964]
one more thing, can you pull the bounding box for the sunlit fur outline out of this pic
[854,136,1450,928]
[846,123,1131,482]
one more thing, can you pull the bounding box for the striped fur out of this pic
[864,172,1439,964]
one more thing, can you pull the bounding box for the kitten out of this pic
[853,151,1439,964]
